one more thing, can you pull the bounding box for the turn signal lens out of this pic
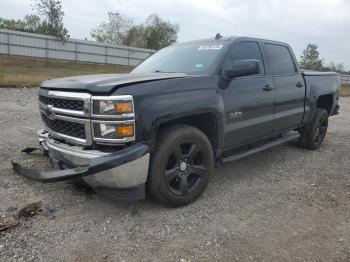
[116,125,134,137]
[115,102,133,113]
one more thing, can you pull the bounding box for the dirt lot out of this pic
[1,87,350,262]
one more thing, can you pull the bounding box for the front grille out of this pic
[41,113,86,139]
[39,95,84,111]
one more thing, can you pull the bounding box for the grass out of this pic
[0,55,132,87]
[340,85,350,97]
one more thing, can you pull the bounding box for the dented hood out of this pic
[40,72,187,94]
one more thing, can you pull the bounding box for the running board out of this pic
[222,132,300,164]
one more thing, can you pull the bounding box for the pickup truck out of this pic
[13,35,340,207]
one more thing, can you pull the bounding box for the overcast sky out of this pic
[2,0,350,69]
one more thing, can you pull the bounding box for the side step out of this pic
[222,132,300,164]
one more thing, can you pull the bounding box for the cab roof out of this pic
[180,35,288,47]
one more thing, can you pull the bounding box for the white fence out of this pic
[0,29,155,66]
[340,74,350,85]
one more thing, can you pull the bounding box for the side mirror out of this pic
[223,59,260,79]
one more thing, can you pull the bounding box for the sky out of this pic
[1,0,350,69]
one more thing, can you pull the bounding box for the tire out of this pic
[147,125,214,207]
[299,108,328,150]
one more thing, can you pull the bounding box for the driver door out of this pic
[223,41,275,150]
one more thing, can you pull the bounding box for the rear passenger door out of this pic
[263,43,305,132]
[223,41,274,150]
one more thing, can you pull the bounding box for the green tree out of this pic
[91,12,179,50]
[23,15,41,32]
[123,25,147,47]
[0,0,69,41]
[33,0,69,40]
[90,12,133,45]
[143,14,179,50]
[0,18,25,31]
[299,44,323,71]
[323,61,346,74]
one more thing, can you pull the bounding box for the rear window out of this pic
[264,44,296,75]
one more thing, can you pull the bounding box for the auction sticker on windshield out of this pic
[198,45,223,50]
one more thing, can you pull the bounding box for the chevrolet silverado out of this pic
[13,35,340,207]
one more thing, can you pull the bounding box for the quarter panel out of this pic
[303,74,339,121]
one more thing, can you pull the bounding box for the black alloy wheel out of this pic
[147,125,214,207]
[299,108,328,150]
[164,142,207,196]
[313,113,328,144]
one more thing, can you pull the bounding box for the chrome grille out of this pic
[39,95,84,111]
[39,89,92,145]
[41,113,86,139]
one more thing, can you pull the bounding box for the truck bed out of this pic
[302,71,340,95]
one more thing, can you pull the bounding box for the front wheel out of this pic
[298,108,328,150]
[147,125,214,207]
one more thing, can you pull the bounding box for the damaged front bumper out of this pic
[13,130,150,200]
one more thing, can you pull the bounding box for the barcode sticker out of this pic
[198,45,223,51]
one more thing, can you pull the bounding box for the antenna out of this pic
[215,33,222,40]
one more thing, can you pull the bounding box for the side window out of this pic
[228,42,265,75]
[264,44,296,75]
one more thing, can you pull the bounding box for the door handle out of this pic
[296,82,304,88]
[263,84,273,91]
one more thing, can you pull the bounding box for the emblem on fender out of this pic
[229,111,242,119]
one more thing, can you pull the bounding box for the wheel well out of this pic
[157,113,218,151]
[317,94,333,114]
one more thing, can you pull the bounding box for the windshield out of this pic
[131,42,226,75]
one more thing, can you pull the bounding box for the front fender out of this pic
[111,76,225,151]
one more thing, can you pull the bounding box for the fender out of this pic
[113,75,226,152]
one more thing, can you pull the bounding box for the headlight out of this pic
[93,121,134,140]
[92,95,134,116]
[91,95,135,144]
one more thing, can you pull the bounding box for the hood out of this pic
[40,73,187,94]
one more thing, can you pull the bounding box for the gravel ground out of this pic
[1,87,350,262]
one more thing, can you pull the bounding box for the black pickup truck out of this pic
[13,36,340,207]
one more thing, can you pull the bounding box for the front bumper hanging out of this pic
[12,130,150,200]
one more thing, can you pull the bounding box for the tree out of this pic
[143,14,179,50]
[33,0,69,40]
[299,44,323,71]
[91,12,179,50]
[323,61,346,74]
[0,0,69,40]
[123,25,147,47]
[23,15,41,32]
[0,18,25,31]
[90,12,133,45]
